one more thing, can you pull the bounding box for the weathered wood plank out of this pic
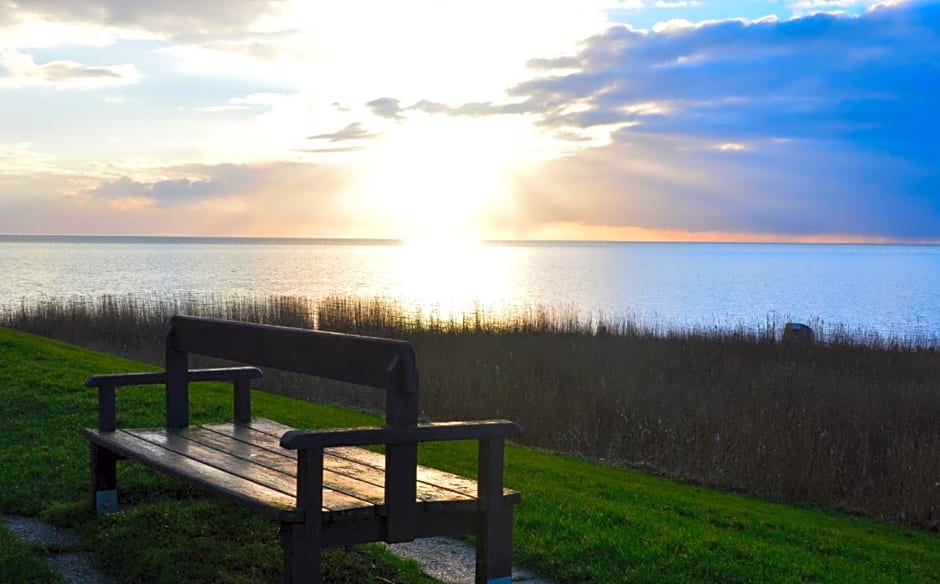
[97,382,116,432]
[239,417,308,438]
[279,420,522,449]
[85,367,262,389]
[330,446,521,505]
[165,329,188,428]
[168,316,417,392]
[180,426,388,505]
[199,421,481,506]
[123,429,379,517]
[178,426,296,470]
[234,376,251,423]
[176,427,400,513]
[84,429,297,521]
[476,437,513,583]
[90,444,118,515]
[230,419,520,505]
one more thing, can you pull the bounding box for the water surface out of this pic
[1,236,937,337]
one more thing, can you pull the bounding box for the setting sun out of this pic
[358,114,528,241]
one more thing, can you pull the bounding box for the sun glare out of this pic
[391,238,520,321]
[359,115,524,242]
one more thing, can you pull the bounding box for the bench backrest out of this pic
[165,315,419,428]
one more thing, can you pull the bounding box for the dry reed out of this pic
[2,294,937,529]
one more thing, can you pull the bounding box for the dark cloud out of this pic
[86,175,217,206]
[366,97,402,120]
[514,3,940,146]
[293,146,365,154]
[4,161,363,235]
[36,61,124,81]
[80,162,354,210]
[364,97,538,120]
[511,133,939,240]
[306,122,380,142]
[9,0,284,38]
[496,2,940,239]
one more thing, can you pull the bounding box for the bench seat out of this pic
[84,316,521,582]
[84,417,521,526]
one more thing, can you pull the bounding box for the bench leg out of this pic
[475,505,514,584]
[91,445,118,516]
[280,521,322,584]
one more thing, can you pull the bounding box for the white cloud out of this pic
[0,48,139,88]
[652,18,698,32]
[2,0,934,241]
[789,0,906,15]
[479,2,940,240]
[0,142,59,174]
[0,11,159,51]
[714,142,750,152]
[162,1,615,104]
[655,1,703,7]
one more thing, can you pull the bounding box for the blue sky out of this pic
[0,0,937,242]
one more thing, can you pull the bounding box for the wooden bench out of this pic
[83,316,521,584]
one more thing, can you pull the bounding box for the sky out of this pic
[1,0,938,242]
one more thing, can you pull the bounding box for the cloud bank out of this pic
[490,1,939,239]
[1,0,937,241]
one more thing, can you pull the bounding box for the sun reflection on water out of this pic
[390,237,521,321]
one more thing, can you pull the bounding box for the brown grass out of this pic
[2,294,937,528]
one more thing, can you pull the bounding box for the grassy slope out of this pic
[0,526,62,584]
[0,327,436,584]
[0,326,937,583]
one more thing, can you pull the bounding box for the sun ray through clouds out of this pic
[357,114,533,242]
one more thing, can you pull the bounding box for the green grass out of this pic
[1,326,938,583]
[0,326,435,584]
[6,293,938,527]
[0,525,63,583]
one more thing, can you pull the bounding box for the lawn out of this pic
[0,326,937,583]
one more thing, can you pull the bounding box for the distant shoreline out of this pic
[1,233,938,247]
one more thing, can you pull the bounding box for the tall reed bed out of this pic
[1,294,937,528]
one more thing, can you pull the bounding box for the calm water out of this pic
[1,235,938,338]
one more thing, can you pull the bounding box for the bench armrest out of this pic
[87,367,263,431]
[279,420,521,450]
[285,420,521,536]
[85,367,263,389]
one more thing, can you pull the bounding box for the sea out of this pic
[1,235,938,341]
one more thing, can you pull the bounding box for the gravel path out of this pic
[388,537,554,584]
[2,515,115,584]
[4,514,550,584]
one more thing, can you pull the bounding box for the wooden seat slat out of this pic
[201,421,489,505]
[123,428,382,515]
[177,426,297,474]
[84,429,297,520]
[203,420,496,504]
[175,427,391,509]
[245,418,521,504]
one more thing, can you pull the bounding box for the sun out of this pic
[358,114,524,242]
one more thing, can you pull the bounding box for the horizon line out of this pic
[1,233,938,246]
